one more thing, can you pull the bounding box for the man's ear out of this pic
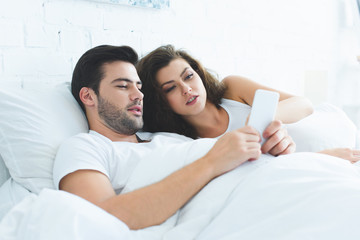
[79,87,96,107]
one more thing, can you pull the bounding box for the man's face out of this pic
[96,61,144,135]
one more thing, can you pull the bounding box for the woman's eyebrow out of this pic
[180,67,189,77]
[160,80,175,88]
[160,67,190,88]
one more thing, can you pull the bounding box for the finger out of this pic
[351,157,360,163]
[263,120,282,139]
[352,149,360,156]
[248,149,262,161]
[261,129,285,153]
[269,137,292,156]
[277,141,296,155]
[244,134,261,143]
[246,142,262,150]
[236,126,261,138]
[350,150,360,163]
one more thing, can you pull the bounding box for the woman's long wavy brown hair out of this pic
[137,45,227,139]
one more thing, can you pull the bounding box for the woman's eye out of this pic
[185,73,193,80]
[164,86,175,93]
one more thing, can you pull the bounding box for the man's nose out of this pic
[130,87,144,101]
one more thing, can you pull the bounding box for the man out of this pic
[53,45,271,230]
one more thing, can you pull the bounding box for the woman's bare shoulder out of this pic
[222,75,257,104]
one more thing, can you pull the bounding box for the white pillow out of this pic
[0,83,88,194]
[286,103,358,152]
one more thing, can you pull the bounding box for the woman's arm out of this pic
[319,148,360,163]
[222,75,314,124]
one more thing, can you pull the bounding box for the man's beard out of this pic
[97,96,143,135]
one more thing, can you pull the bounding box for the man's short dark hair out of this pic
[71,45,138,113]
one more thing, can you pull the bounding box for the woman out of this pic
[137,45,360,160]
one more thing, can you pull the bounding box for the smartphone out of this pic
[247,89,280,145]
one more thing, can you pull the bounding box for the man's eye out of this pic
[117,85,127,88]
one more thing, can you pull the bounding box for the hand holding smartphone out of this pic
[247,89,279,145]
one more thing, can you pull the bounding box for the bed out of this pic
[0,82,360,240]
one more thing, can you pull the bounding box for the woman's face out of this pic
[156,58,207,117]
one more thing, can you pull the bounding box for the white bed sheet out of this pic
[0,155,10,187]
[0,189,130,240]
[1,152,360,240]
[0,178,30,221]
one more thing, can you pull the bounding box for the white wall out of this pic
[1,0,358,124]
[331,0,360,127]
[0,0,336,88]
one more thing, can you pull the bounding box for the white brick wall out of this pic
[0,53,3,75]
[25,20,57,48]
[0,19,23,47]
[0,0,353,106]
[44,1,103,28]
[4,48,71,76]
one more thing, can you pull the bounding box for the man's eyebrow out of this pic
[111,78,142,84]
[160,67,189,88]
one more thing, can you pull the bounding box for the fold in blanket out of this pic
[1,152,360,240]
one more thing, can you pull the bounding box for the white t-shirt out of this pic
[53,131,216,194]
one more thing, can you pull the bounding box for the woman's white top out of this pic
[219,98,251,136]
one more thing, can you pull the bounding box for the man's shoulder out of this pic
[60,131,111,149]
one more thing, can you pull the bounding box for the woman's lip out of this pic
[186,95,198,105]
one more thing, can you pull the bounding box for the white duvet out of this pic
[2,152,360,240]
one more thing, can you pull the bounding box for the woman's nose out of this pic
[182,84,192,95]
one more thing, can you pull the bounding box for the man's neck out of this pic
[95,128,139,142]
[89,123,139,143]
